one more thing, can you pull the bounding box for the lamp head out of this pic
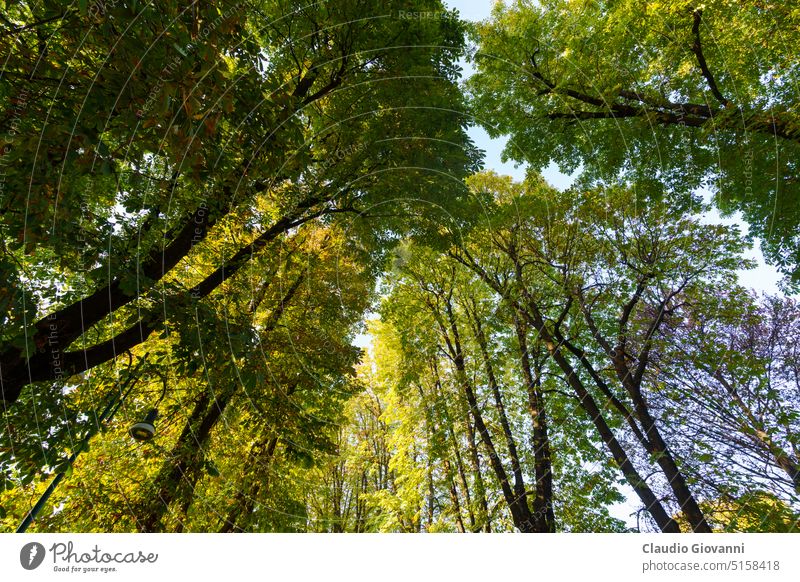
[129,408,158,441]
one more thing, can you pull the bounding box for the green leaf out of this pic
[205,461,220,477]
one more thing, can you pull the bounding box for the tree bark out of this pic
[0,208,321,404]
[513,313,556,533]
[137,386,235,532]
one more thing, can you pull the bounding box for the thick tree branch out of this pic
[691,9,729,107]
[547,109,707,127]
[0,195,339,404]
[0,11,73,38]
[0,46,350,379]
[556,333,649,447]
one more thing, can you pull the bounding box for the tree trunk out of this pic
[440,300,536,532]
[545,343,681,532]
[137,386,235,532]
[443,459,466,533]
[513,313,556,533]
[466,300,527,530]
[464,412,491,532]
[0,202,323,404]
[613,357,712,533]
[431,365,475,530]
[219,435,279,533]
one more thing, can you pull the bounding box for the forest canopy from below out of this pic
[0,0,798,533]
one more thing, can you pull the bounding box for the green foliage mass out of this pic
[1,1,798,533]
[468,0,800,285]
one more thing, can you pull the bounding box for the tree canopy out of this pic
[1,1,798,533]
[468,0,800,284]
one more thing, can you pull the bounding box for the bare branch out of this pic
[691,9,729,107]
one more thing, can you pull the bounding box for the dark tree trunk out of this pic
[440,299,536,532]
[137,386,235,532]
[219,436,279,533]
[466,300,527,531]
[453,252,682,532]
[618,370,712,533]
[463,412,491,532]
[443,459,467,533]
[432,367,475,530]
[513,313,556,533]
[0,198,325,405]
[546,345,681,532]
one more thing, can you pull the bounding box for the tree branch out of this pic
[691,9,729,107]
[0,11,73,38]
[0,195,337,404]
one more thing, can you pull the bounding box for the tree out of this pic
[449,171,764,531]
[0,0,479,405]
[366,241,626,532]
[654,291,800,501]
[468,0,800,283]
[2,223,371,532]
[1,1,484,530]
[2,1,798,535]
[681,491,799,533]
